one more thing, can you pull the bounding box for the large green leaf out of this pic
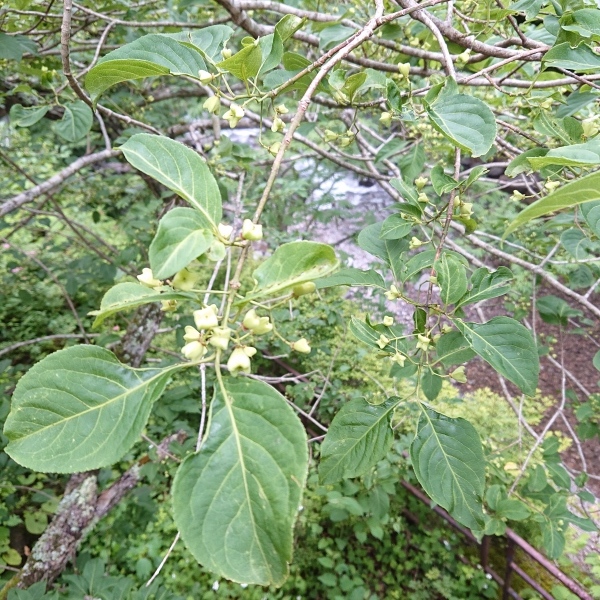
[121,134,222,227]
[9,104,49,127]
[319,397,398,484]
[527,139,600,169]
[246,241,338,300]
[581,200,600,237]
[456,267,513,308]
[149,208,214,279]
[560,228,594,260]
[168,25,233,61]
[3,346,175,473]
[504,171,600,236]
[316,268,385,289]
[217,43,262,80]
[434,331,476,367]
[0,32,37,61]
[425,92,496,157]
[436,254,467,305]
[90,282,192,327]
[85,34,206,100]
[410,407,485,530]
[172,378,308,586]
[543,42,600,73]
[456,317,539,395]
[357,222,408,280]
[53,101,93,142]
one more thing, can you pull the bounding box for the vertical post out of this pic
[503,538,517,600]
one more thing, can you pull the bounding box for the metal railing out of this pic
[400,480,593,600]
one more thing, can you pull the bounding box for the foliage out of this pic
[1,0,600,595]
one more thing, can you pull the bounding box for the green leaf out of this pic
[561,9,600,38]
[540,521,565,559]
[410,408,485,529]
[318,24,354,51]
[402,249,437,282]
[430,165,459,195]
[319,397,398,484]
[247,242,338,300]
[496,499,531,521]
[436,254,468,305]
[90,282,192,327]
[0,32,37,61]
[121,134,222,227]
[581,200,600,236]
[149,208,214,279]
[421,370,443,401]
[593,350,600,372]
[218,43,262,80]
[168,25,233,61]
[348,316,406,355]
[357,222,409,280]
[435,331,476,367]
[380,215,412,240]
[527,139,600,169]
[456,267,513,308]
[504,171,600,237]
[316,268,385,289]
[425,89,497,157]
[543,42,600,73]
[399,144,425,183]
[53,101,93,142]
[172,378,308,586]
[456,317,539,395]
[560,228,594,260]
[375,138,408,164]
[505,148,549,177]
[9,104,49,127]
[85,34,206,100]
[3,346,174,473]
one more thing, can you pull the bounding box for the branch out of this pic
[0,149,119,218]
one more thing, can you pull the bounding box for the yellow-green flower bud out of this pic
[323,129,338,142]
[380,112,392,127]
[242,219,263,241]
[193,305,219,330]
[511,190,526,202]
[243,309,273,335]
[183,326,202,342]
[441,324,453,334]
[223,103,244,128]
[456,49,471,63]
[275,103,289,114]
[385,285,401,300]
[292,282,316,297]
[398,62,410,78]
[271,116,285,133]
[161,299,177,312]
[137,268,161,288]
[544,180,560,192]
[582,117,599,138]
[393,352,406,367]
[415,176,428,190]
[217,223,233,240]
[209,327,231,351]
[198,70,213,84]
[409,236,424,250]
[416,334,431,352]
[449,365,467,383]
[383,316,394,327]
[227,346,252,376]
[417,192,429,204]
[172,268,200,291]
[181,340,207,361]
[377,334,390,349]
[203,95,221,114]
[268,141,281,156]
[460,202,473,218]
[291,338,311,354]
[221,47,232,59]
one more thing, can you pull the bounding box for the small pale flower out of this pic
[582,117,598,138]
[449,365,467,383]
[198,70,213,84]
[385,285,401,300]
[275,103,289,114]
[441,324,453,334]
[415,176,428,190]
[416,334,431,352]
[268,141,282,156]
[217,223,233,240]
[271,116,285,133]
[383,316,394,327]
[460,202,473,218]
[379,112,392,127]
[209,327,231,350]
[241,219,263,241]
[291,338,311,354]
[417,192,429,204]
[203,95,221,114]
[243,309,273,335]
[193,305,219,330]
[511,190,526,202]
[393,352,406,367]
[161,299,177,312]
[409,237,424,250]
[244,346,257,357]
[181,340,206,361]
[323,129,338,142]
[457,49,471,63]
[223,103,244,128]
[544,180,560,192]
[398,62,410,78]
[137,268,161,288]
[183,326,201,342]
[227,346,252,376]
[377,334,390,349]
[172,268,200,291]
[221,47,232,59]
